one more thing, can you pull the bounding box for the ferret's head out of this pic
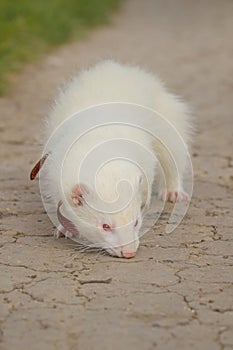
[67,164,147,258]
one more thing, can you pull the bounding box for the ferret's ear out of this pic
[30,153,49,180]
[71,184,89,206]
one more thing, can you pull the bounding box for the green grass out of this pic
[0,0,122,94]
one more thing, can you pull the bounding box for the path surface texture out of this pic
[0,1,233,349]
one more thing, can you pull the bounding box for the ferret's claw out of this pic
[54,224,66,238]
[161,190,189,203]
[54,225,78,239]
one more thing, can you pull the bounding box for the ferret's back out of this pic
[47,60,191,143]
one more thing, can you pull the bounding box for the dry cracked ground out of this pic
[0,0,233,349]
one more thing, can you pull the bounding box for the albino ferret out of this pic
[30,60,192,259]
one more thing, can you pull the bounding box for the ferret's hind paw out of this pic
[161,190,189,203]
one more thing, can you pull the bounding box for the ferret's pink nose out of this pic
[121,251,136,259]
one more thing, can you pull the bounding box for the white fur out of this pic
[43,60,192,257]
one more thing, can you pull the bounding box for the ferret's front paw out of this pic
[54,225,78,239]
[54,224,66,238]
[161,190,189,203]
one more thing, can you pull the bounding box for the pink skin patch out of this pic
[71,184,89,206]
[163,190,189,203]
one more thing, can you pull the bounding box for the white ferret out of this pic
[30,60,192,259]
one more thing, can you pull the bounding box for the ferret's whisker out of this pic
[140,239,157,244]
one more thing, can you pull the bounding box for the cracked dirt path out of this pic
[0,1,233,349]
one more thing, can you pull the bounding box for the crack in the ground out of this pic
[0,261,86,276]
[211,225,223,241]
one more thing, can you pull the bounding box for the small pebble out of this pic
[64,262,74,268]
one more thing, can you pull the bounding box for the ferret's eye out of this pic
[134,219,138,227]
[103,224,112,232]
